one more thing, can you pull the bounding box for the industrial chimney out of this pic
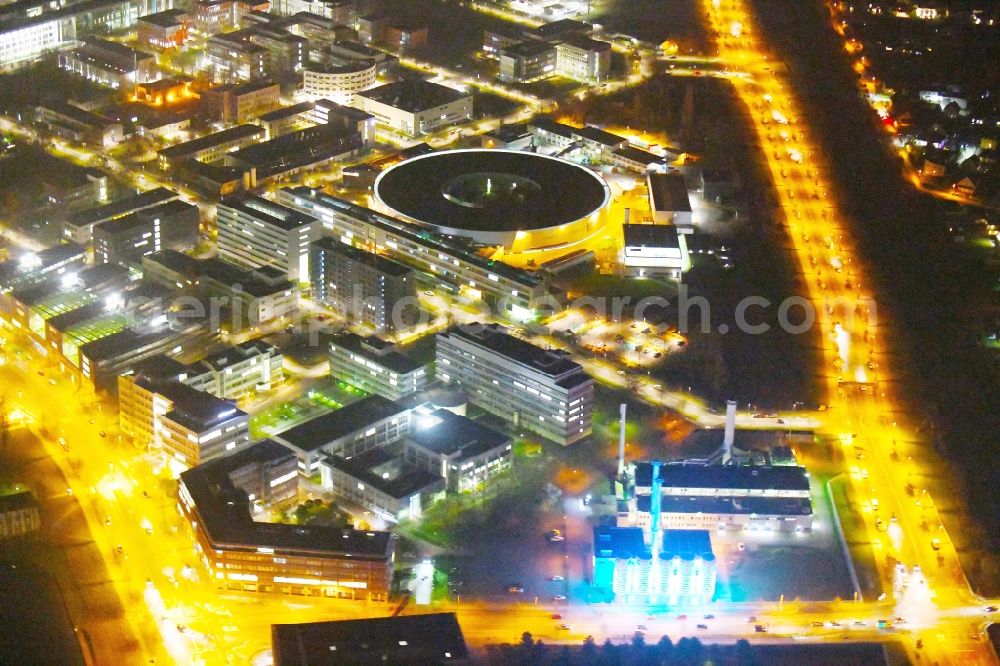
[617,402,627,477]
[723,400,737,463]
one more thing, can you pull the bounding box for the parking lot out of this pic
[547,309,687,368]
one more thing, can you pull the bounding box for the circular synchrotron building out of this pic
[372,149,611,253]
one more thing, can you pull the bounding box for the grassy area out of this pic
[828,474,884,601]
[400,455,552,549]
[722,544,854,602]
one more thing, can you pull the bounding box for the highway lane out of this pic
[702,0,997,661]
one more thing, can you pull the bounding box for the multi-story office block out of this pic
[58,37,158,88]
[179,450,395,599]
[555,35,611,82]
[194,0,237,34]
[0,492,42,539]
[93,199,200,267]
[156,383,250,468]
[219,438,299,506]
[141,251,298,328]
[328,332,430,401]
[301,61,377,105]
[404,409,512,492]
[311,100,375,147]
[276,188,548,319]
[185,340,284,400]
[217,194,321,283]
[64,187,180,245]
[353,80,472,137]
[319,447,444,524]
[137,9,188,51]
[157,124,266,169]
[271,395,411,473]
[498,40,556,83]
[199,82,281,123]
[309,238,416,332]
[435,324,594,445]
[120,340,281,446]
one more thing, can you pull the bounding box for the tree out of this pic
[654,635,674,662]
[598,638,621,666]
[735,638,755,665]
[673,637,705,666]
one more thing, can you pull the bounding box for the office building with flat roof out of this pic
[119,340,281,441]
[436,324,594,445]
[137,9,188,50]
[622,461,814,532]
[498,40,556,83]
[157,123,266,169]
[64,187,180,245]
[219,438,299,506]
[276,188,548,319]
[179,447,395,599]
[185,339,284,400]
[58,36,157,88]
[271,613,468,665]
[354,80,472,137]
[309,237,416,333]
[141,250,298,327]
[621,223,690,279]
[0,491,42,539]
[201,81,281,123]
[301,60,377,106]
[404,409,512,492]
[320,447,444,524]
[328,332,431,401]
[270,395,412,473]
[153,382,250,468]
[647,172,693,232]
[217,193,321,283]
[93,199,199,267]
[555,35,611,82]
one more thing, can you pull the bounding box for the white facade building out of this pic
[435,324,594,445]
[353,80,472,137]
[217,193,322,284]
[328,332,430,401]
[301,61,377,105]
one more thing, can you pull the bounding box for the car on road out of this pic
[507,584,524,594]
[754,624,768,633]
[547,530,564,542]
[811,621,824,627]
[676,614,687,620]
[557,624,570,631]
[548,576,564,581]
[550,614,562,620]
[553,595,567,601]
[703,614,715,620]
[986,606,997,613]
[696,624,708,630]
[636,624,647,631]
